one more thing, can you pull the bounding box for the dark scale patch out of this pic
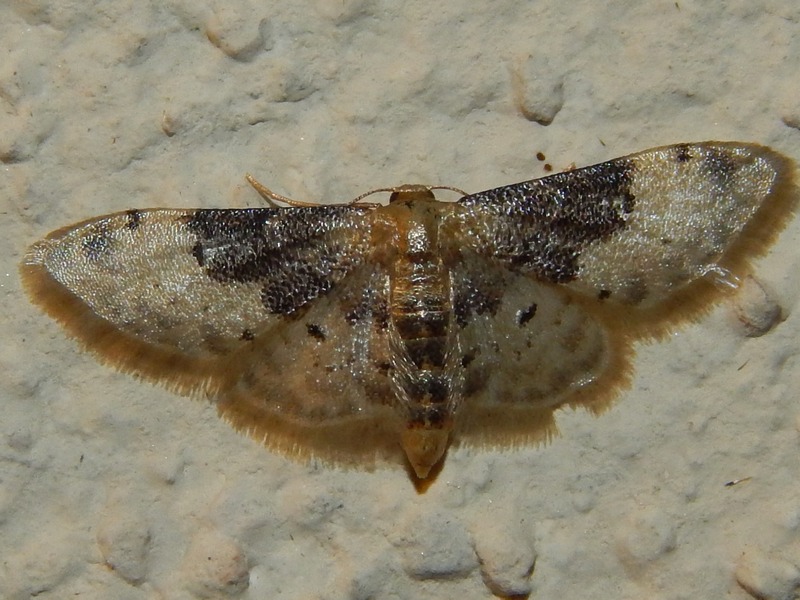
[598,289,611,300]
[408,404,448,427]
[344,305,364,325]
[185,207,368,315]
[516,302,537,327]
[372,299,390,331]
[461,349,477,368]
[412,373,450,404]
[396,371,452,412]
[191,242,205,267]
[454,283,502,327]
[703,147,738,184]
[394,312,448,339]
[405,338,447,369]
[125,209,142,230]
[82,227,111,260]
[345,287,390,331]
[453,267,506,328]
[345,292,370,324]
[674,144,693,163]
[622,277,649,304]
[459,158,637,283]
[261,271,333,315]
[306,322,326,341]
[510,244,581,283]
[240,328,255,341]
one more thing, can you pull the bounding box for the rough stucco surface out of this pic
[2,2,800,599]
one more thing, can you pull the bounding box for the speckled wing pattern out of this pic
[21,142,796,480]
[445,142,795,448]
[23,204,375,386]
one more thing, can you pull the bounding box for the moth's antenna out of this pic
[245,174,322,207]
[350,185,469,204]
[246,175,469,207]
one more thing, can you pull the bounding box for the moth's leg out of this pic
[245,174,321,207]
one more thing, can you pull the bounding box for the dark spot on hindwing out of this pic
[516,302,537,327]
[306,322,326,341]
[345,299,368,325]
[454,286,500,327]
[461,349,477,368]
[375,361,391,375]
[373,300,389,331]
[597,289,611,300]
[240,328,255,341]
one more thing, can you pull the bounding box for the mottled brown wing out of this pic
[456,142,796,331]
[21,205,373,400]
[215,266,410,467]
[447,254,632,447]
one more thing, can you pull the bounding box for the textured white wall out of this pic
[3,2,800,598]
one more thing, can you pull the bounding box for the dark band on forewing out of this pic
[459,159,637,283]
[184,207,369,315]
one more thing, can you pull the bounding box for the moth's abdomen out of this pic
[389,256,456,479]
[392,263,454,411]
[391,260,450,367]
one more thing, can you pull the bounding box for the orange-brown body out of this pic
[371,187,460,477]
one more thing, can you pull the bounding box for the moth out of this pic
[21,142,796,480]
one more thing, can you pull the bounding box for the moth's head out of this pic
[389,185,438,205]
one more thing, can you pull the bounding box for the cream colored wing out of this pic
[457,142,796,332]
[448,255,632,448]
[215,266,409,467]
[21,205,372,398]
